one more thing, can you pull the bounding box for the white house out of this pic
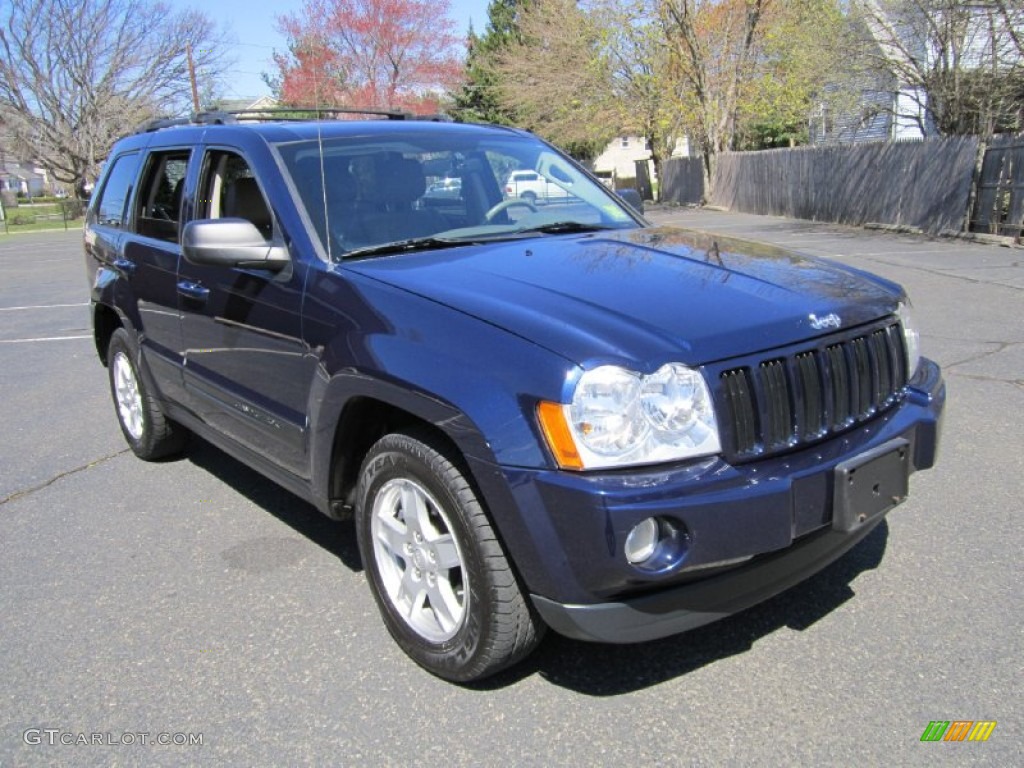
[592,136,691,183]
[1,161,50,197]
[812,1,1023,144]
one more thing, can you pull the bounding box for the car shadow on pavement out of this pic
[182,434,888,695]
[183,436,363,573]
[476,521,889,695]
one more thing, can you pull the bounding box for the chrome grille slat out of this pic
[759,359,792,449]
[795,351,824,440]
[722,368,757,453]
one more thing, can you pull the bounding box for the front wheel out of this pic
[355,431,543,682]
[107,328,186,460]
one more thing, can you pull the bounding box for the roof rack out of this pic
[134,117,193,133]
[192,107,413,123]
[132,107,454,136]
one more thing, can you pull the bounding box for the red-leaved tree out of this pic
[273,0,463,113]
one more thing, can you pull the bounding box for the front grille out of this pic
[719,322,908,459]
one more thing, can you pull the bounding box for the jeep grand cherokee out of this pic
[84,111,944,682]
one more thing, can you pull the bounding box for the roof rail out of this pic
[191,110,237,124]
[131,107,447,136]
[133,117,192,134]
[192,107,413,123]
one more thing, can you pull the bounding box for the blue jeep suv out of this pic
[84,111,944,681]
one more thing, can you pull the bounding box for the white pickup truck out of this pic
[503,170,574,203]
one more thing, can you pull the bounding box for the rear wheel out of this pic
[355,431,543,682]
[107,328,186,459]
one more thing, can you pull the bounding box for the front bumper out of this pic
[532,515,881,643]
[496,358,944,643]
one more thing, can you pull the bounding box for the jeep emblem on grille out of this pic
[809,313,841,330]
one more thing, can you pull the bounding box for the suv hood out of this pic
[347,227,902,367]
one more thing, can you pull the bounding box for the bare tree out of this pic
[853,0,1024,137]
[0,0,229,197]
[659,0,771,197]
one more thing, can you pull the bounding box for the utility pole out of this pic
[186,43,201,113]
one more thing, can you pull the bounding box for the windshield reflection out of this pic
[276,130,637,259]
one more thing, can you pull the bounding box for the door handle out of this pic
[177,280,210,302]
[112,257,136,275]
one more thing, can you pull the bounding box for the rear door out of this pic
[120,147,193,401]
[177,145,316,477]
[85,150,142,292]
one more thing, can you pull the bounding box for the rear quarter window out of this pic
[90,152,141,229]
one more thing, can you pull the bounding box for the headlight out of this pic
[538,363,721,470]
[896,301,921,378]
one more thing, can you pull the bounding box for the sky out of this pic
[169,0,492,101]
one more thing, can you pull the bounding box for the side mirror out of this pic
[182,219,289,271]
[617,189,645,216]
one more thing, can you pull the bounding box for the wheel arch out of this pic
[310,375,562,599]
[316,383,492,520]
[92,302,124,365]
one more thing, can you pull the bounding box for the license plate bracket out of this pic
[833,438,910,532]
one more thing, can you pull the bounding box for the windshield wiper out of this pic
[341,224,615,259]
[514,222,615,236]
[342,236,473,260]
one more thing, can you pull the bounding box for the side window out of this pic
[197,150,273,240]
[134,150,190,242]
[90,153,141,229]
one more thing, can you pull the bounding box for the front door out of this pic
[177,147,315,477]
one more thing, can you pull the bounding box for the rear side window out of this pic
[134,150,190,242]
[91,153,141,228]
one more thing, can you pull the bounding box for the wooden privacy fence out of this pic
[706,137,979,235]
[660,156,704,205]
[970,134,1024,238]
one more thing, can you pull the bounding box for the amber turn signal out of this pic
[536,401,584,470]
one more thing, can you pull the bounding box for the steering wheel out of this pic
[484,198,538,222]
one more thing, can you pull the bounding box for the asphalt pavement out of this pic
[0,215,1020,766]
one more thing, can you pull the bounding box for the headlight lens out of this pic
[896,301,921,378]
[569,365,647,455]
[543,363,721,469]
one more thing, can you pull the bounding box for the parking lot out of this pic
[1,214,1020,765]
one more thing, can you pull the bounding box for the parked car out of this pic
[84,110,944,682]
[503,169,574,203]
[423,176,461,200]
[592,169,614,189]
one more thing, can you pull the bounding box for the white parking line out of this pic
[0,335,91,343]
[0,302,89,311]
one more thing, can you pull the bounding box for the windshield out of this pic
[275,130,639,259]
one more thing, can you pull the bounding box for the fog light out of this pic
[625,517,660,564]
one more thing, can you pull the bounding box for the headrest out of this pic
[224,177,272,235]
[358,154,426,205]
[294,156,356,204]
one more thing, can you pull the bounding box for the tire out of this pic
[521,190,537,205]
[355,431,543,682]
[107,328,186,460]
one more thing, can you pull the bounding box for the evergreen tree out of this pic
[452,0,530,124]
